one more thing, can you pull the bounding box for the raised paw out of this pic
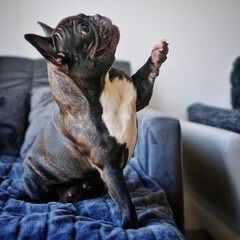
[151,40,169,65]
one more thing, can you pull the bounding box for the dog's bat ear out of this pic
[38,21,54,37]
[25,34,54,59]
[25,34,62,65]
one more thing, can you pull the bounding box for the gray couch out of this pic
[0,56,184,239]
[181,120,240,240]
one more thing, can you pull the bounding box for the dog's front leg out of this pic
[132,40,169,111]
[101,164,139,229]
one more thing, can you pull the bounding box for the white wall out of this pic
[1,0,240,119]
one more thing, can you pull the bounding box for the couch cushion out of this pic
[231,56,240,109]
[0,57,33,157]
[188,103,240,133]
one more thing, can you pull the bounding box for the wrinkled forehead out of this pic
[54,13,111,31]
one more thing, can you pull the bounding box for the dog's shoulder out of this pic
[100,66,136,109]
[108,67,132,83]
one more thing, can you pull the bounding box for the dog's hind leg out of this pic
[19,165,58,203]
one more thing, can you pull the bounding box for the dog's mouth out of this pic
[88,14,120,61]
[90,14,120,49]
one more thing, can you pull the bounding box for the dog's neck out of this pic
[47,64,107,116]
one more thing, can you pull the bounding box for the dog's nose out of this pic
[93,14,102,22]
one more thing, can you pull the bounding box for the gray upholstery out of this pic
[0,57,32,156]
[188,103,240,133]
[181,120,240,240]
[231,56,240,109]
[113,61,131,75]
[136,109,184,233]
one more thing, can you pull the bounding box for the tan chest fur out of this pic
[100,72,137,163]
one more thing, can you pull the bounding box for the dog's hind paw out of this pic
[121,213,140,229]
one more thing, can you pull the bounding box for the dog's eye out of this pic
[54,53,66,65]
[81,25,90,35]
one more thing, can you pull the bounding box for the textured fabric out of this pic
[135,108,184,233]
[188,103,240,133]
[181,120,240,237]
[231,56,240,109]
[0,155,183,240]
[0,57,32,157]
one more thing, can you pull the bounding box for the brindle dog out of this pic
[19,13,169,229]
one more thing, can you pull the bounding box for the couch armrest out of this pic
[181,120,240,234]
[135,108,184,233]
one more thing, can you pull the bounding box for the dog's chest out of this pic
[100,72,137,162]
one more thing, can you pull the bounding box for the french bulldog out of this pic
[19,13,169,229]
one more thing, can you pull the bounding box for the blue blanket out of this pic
[0,155,183,240]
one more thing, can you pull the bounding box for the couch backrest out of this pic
[0,57,131,158]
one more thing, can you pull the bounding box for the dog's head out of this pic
[25,14,120,78]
